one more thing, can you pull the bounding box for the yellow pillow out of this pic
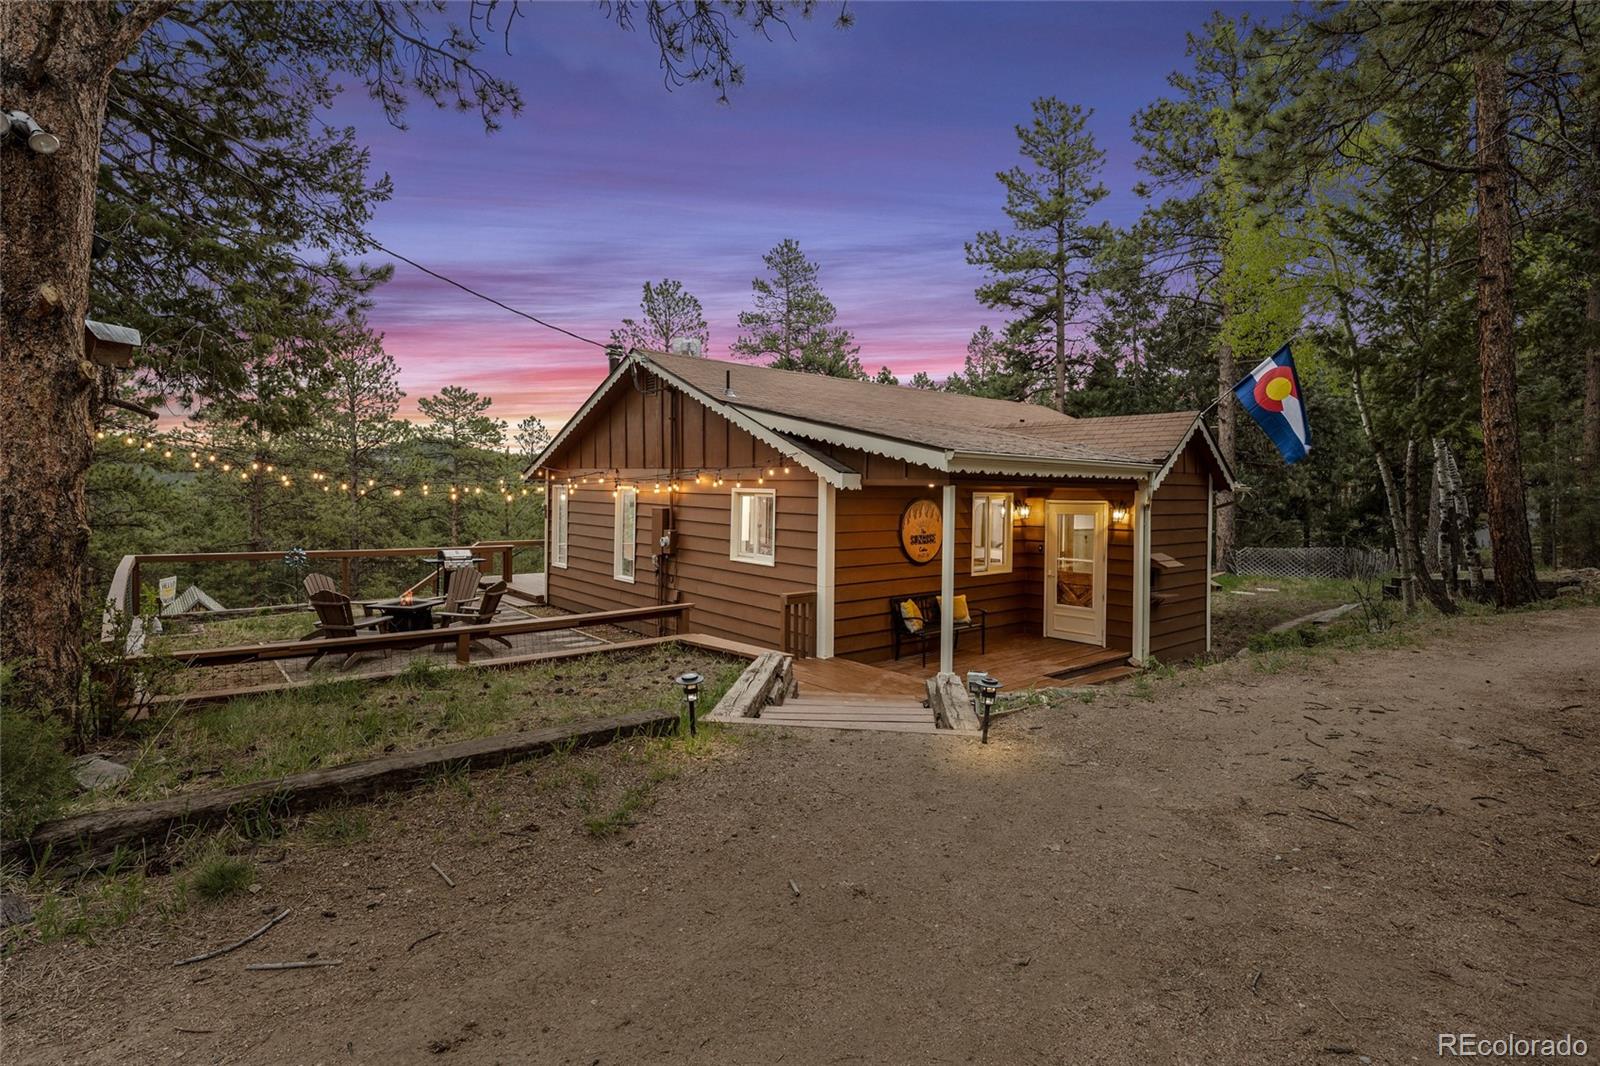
[899,599,924,633]
[937,594,971,624]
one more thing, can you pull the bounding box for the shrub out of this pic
[0,665,75,840]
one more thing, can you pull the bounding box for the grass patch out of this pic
[148,610,315,653]
[304,808,372,845]
[1210,575,1365,657]
[184,853,254,903]
[80,644,745,813]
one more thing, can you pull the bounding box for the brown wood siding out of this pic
[544,383,816,648]
[834,480,1138,663]
[1148,439,1213,663]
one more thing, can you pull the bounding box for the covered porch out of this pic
[791,629,1131,699]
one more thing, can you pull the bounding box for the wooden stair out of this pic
[1043,648,1134,685]
[751,694,943,734]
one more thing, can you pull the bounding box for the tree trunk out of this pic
[0,5,153,718]
[1580,280,1600,566]
[1471,7,1540,606]
[1213,337,1238,571]
[1423,455,1442,575]
[1350,365,1414,612]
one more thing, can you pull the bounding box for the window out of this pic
[551,490,569,569]
[730,488,777,566]
[613,486,637,582]
[971,492,1013,575]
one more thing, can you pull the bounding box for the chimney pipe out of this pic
[724,368,737,399]
[606,344,626,373]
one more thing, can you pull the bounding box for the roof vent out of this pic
[723,369,737,399]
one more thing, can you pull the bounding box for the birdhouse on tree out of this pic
[85,319,141,368]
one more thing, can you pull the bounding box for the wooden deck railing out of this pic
[780,590,817,658]
[160,602,693,669]
[100,540,547,646]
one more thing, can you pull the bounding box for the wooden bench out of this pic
[888,593,987,666]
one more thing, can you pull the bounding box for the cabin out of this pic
[526,349,1234,684]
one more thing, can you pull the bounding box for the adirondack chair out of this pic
[300,563,377,614]
[305,589,391,670]
[438,565,482,615]
[436,580,513,652]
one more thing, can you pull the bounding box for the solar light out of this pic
[4,110,60,155]
[675,670,704,736]
[973,672,1002,744]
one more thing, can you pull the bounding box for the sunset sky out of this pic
[338,2,1273,432]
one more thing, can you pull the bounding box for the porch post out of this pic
[1205,472,1214,654]
[816,478,836,659]
[1132,481,1152,663]
[940,482,956,674]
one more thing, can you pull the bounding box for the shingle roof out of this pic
[641,351,1153,467]
[1011,411,1203,465]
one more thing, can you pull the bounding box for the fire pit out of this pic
[370,594,445,632]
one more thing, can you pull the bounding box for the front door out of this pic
[1044,501,1108,646]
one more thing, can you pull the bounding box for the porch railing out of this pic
[780,589,817,658]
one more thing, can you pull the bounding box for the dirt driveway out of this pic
[6,608,1597,1064]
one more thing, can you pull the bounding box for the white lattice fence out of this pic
[1232,547,1395,580]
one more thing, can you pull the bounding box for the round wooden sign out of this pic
[899,497,942,565]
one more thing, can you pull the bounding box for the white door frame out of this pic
[1043,500,1109,647]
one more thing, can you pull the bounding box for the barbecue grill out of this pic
[434,548,479,571]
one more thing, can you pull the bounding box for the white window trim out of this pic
[729,487,777,567]
[970,491,1014,576]
[613,486,637,583]
[551,490,569,569]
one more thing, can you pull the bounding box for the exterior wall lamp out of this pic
[676,670,704,736]
[1111,505,1130,524]
[1014,501,1031,520]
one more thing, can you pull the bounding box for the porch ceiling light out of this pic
[4,110,60,154]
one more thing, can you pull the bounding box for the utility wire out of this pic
[103,99,610,351]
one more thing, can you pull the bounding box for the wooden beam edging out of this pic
[928,672,981,733]
[706,651,792,721]
[7,708,680,872]
[150,635,689,708]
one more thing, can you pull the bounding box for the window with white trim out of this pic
[729,488,777,566]
[971,492,1013,575]
[613,486,637,582]
[551,490,569,569]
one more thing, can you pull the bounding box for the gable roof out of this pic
[529,350,1235,487]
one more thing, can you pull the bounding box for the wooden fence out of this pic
[101,540,544,649]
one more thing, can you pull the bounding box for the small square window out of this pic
[730,488,776,566]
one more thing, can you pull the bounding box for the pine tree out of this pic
[944,325,1031,401]
[611,279,709,354]
[418,387,506,542]
[966,97,1108,412]
[732,239,863,378]
[872,366,899,385]
[514,415,551,465]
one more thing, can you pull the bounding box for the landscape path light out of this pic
[675,670,704,736]
[973,673,1002,744]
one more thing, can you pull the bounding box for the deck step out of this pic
[741,716,944,734]
[1044,649,1131,683]
[1058,664,1137,686]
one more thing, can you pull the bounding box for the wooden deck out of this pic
[791,631,1131,699]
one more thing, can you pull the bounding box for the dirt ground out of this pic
[5,607,1597,1064]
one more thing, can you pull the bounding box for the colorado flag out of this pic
[1234,345,1310,464]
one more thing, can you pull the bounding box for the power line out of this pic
[103,99,610,351]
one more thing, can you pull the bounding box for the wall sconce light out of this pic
[1015,502,1031,520]
[1111,505,1129,524]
